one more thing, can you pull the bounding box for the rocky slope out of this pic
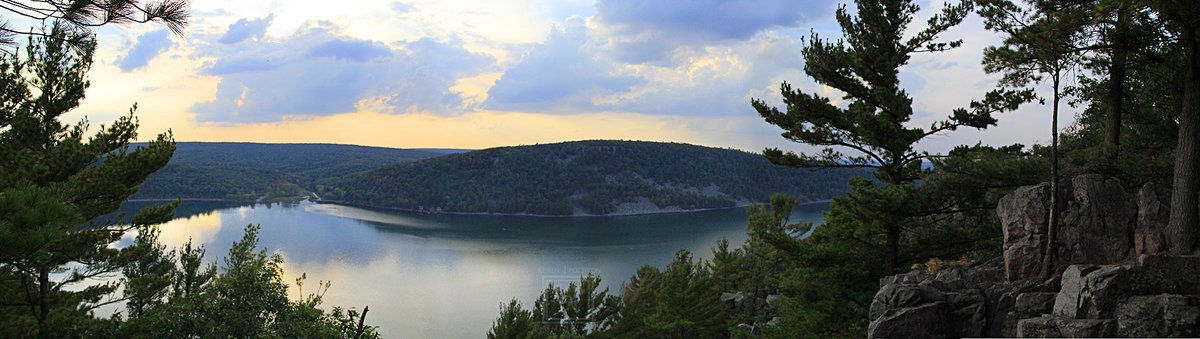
[867,174,1199,338]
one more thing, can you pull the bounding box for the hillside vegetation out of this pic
[319,140,868,215]
[133,142,444,201]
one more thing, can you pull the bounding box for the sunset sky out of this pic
[52,0,1072,153]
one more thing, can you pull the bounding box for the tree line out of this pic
[320,140,869,216]
[133,142,443,202]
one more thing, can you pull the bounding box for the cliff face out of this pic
[867,174,1199,338]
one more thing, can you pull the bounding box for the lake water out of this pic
[112,200,829,338]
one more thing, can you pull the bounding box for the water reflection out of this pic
[113,200,828,338]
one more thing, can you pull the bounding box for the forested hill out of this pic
[133,142,443,201]
[318,140,869,216]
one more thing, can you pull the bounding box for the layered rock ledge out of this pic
[868,175,1199,338]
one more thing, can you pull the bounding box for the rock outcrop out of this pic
[1135,182,1169,256]
[1057,174,1137,269]
[869,175,1198,338]
[867,257,1058,338]
[1018,255,1200,337]
[998,183,1051,282]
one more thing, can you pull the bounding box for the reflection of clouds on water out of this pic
[303,203,445,229]
[158,210,225,248]
[106,199,830,338]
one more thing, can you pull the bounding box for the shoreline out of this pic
[316,199,833,218]
[126,198,240,202]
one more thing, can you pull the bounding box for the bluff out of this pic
[867,174,1199,338]
[319,140,868,216]
[134,142,444,201]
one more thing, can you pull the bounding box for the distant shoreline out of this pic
[315,198,833,218]
[126,198,238,202]
[125,197,833,217]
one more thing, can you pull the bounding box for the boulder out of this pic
[720,292,746,309]
[984,284,1023,337]
[735,323,759,335]
[1132,255,1200,295]
[869,258,1036,338]
[1017,316,1117,338]
[1013,292,1057,319]
[1054,265,1129,319]
[868,302,950,339]
[1135,182,1168,255]
[765,294,781,310]
[944,289,987,337]
[1057,174,1136,268]
[1116,294,1193,337]
[1057,318,1116,337]
[998,183,1051,282]
[1016,316,1061,338]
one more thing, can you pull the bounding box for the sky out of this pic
[49,0,1074,153]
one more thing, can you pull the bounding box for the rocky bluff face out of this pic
[867,175,1198,338]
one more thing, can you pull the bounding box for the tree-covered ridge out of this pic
[133,142,445,201]
[320,140,869,216]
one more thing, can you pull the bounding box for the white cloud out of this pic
[190,21,493,123]
[115,30,176,71]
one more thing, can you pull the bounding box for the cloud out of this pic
[485,17,811,117]
[190,22,492,123]
[309,39,392,61]
[205,57,281,75]
[612,32,810,116]
[593,0,835,63]
[219,15,273,44]
[485,17,642,113]
[390,2,414,13]
[116,30,175,72]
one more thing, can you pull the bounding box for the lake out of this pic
[111,200,829,338]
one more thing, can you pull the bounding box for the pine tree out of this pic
[751,0,1031,274]
[488,299,539,339]
[0,0,188,49]
[978,0,1089,279]
[0,25,175,337]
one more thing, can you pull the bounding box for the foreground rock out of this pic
[869,175,1198,338]
[1018,255,1200,337]
[868,258,1057,338]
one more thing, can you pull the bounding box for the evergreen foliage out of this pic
[0,0,189,48]
[120,224,380,338]
[0,25,176,337]
[752,0,1034,274]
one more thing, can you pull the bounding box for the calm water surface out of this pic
[115,200,828,338]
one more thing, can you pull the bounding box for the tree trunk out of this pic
[1102,3,1129,170]
[355,306,370,338]
[38,266,50,339]
[1103,51,1127,168]
[883,159,904,275]
[886,224,900,275]
[1167,29,1200,255]
[1042,70,1062,280]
